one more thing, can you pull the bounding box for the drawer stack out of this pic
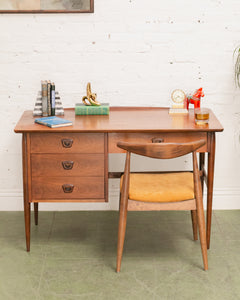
[30,133,106,202]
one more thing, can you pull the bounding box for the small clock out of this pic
[169,89,188,114]
[171,89,186,104]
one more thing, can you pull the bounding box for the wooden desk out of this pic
[14,107,223,251]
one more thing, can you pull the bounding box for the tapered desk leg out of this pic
[22,134,31,252]
[34,203,38,226]
[24,198,31,252]
[207,133,215,249]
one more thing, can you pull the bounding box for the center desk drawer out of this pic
[30,133,104,153]
[31,154,104,177]
[108,132,208,153]
[32,177,104,200]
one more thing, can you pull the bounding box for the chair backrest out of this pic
[117,139,206,159]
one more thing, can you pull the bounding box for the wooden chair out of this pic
[116,139,208,272]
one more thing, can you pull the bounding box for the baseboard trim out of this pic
[0,187,240,211]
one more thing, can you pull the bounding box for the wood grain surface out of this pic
[32,176,104,200]
[117,139,206,159]
[14,107,224,134]
[30,132,104,153]
[31,153,104,177]
[109,132,208,153]
[127,199,196,211]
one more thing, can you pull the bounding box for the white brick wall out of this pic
[0,0,239,210]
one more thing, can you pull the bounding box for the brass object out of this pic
[151,137,164,143]
[62,184,74,193]
[62,161,74,170]
[61,138,73,148]
[82,82,100,106]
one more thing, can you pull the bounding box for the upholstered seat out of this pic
[120,172,194,202]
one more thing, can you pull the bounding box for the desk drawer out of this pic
[32,177,104,200]
[30,133,104,154]
[108,132,208,153]
[31,154,104,177]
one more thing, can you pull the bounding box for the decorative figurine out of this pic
[187,87,204,110]
[82,82,100,106]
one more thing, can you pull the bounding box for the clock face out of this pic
[171,89,186,103]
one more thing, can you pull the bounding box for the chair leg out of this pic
[193,151,208,270]
[116,193,128,273]
[199,153,205,195]
[196,202,208,270]
[191,210,198,241]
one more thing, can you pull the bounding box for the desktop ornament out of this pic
[169,89,188,114]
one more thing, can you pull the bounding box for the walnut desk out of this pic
[14,107,223,251]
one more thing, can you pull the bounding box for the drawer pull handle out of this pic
[61,139,73,148]
[152,137,164,143]
[62,184,74,193]
[62,161,74,170]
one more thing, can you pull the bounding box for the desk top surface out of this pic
[14,107,224,133]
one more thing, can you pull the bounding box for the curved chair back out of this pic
[117,139,206,159]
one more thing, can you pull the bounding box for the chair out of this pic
[116,139,208,272]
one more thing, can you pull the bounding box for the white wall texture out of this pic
[0,0,240,211]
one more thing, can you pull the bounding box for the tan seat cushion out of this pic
[120,172,194,202]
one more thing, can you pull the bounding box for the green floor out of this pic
[0,210,240,300]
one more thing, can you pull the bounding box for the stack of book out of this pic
[41,80,56,117]
[33,91,64,117]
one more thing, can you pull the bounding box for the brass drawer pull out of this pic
[61,138,73,148]
[62,161,74,170]
[152,137,164,143]
[62,184,74,193]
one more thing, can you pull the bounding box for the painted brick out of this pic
[0,0,239,209]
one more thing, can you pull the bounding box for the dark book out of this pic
[35,116,72,128]
[75,103,109,115]
[41,80,48,117]
[51,82,55,116]
[47,80,51,116]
